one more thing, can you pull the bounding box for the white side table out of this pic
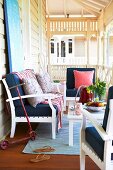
[67,109,104,146]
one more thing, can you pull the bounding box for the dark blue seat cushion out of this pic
[85,127,104,161]
[102,86,113,131]
[85,126,113,161]
[15,103,58,117]
[66,68,95,91]
[85,86,113,161]
[6,73,26,107]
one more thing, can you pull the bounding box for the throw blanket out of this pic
[44,94,63,129]
[12,69,63,128]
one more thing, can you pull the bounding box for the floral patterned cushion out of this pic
[36,72,53,93]
[22,76,45,107]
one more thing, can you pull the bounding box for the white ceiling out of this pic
[46,0,112,18]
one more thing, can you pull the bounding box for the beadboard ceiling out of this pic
[46,0,111,18]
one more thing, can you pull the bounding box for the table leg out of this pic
[69,120,74,146]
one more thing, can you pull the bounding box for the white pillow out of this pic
[22,76,45,107]
[36,71,53,93]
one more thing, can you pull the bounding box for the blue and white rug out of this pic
[23,115,90,155]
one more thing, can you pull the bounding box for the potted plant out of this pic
[86,78,106,101]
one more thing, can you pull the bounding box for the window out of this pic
[68,39,72,53]
[51,39,54,53]
[57,43,59,57]
[61,41,65,57]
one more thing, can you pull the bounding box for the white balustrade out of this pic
[48,64,113,88]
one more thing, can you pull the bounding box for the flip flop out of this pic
[33,146,55,153]
[30,154,50,163]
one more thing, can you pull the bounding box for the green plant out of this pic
[53,80,60,83]
[86,78,106,100]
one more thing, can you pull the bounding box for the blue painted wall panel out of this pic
[4,0,24,72]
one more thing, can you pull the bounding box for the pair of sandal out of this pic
[33,145,55,153]
[30,154,50,163]
[30,146,55,163]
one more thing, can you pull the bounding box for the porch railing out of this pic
[48,65,113,89]
[47,18,97,35]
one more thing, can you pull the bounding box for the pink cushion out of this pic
[22,76,45,107]
[73,70,94,89]
[36,71,53,93]
[13,69,36,82]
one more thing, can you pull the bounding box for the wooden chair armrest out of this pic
[82,109,113,141]
[6,93,63,116]
[6,93,61,102]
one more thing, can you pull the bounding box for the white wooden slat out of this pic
[0,0,3,4]
[30,3,38,18]
[18,0,22,8]
[1,50,6,65]
[0,119,11,140]
[0,109,10,127]
[31,29,39,39]
[0,82,3,96]
[30,0,38,11]
[0,20,4,34]
[0,5,4,20]
[0,37,5,50]
[31,46,39,55]
[31,12,38,25]
[31,21,39,34]
[2,67,7,76]
[31,38,39,48]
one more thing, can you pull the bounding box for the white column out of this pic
[103,32,109,66]
[0,48,2,80]
[97,35,100,65]
[112,63,113,85]
[86,36,90,66]
[22,0,31,68]
[106,33,110,66]
[38,0,44,68]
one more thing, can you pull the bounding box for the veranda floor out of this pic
[0,122,99,170]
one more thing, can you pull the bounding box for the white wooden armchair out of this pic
[80,86,113,170]
[2,73,62,139]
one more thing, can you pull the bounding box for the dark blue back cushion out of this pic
[6,73,26,107]
[102,86,113,130]
[66,68,95,89]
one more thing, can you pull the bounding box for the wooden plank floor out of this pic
[0,123,100,170]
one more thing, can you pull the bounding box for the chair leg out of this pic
[10,120,16,138]
[80,148,85,170]
[63,98,66,111]
[52,120,56,139]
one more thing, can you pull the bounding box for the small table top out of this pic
[67,107,105,121]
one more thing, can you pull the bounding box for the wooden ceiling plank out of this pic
[46,0,50,16]
[64,0,67,17]
[87,0,107,7]
[85,0,106,9]
[104,0,110,2]
[81,9,84,17]
[74,0,100,17]
[82,1,101,10]
[76,0,100,13]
